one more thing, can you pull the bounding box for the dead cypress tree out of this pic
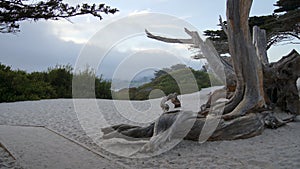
[102,0,299,150]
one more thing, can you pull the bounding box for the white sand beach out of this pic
[0,86,300,169]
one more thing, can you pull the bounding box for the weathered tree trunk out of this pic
[221,0,266,120]
[264,50,300,114]
[101,0,299,152]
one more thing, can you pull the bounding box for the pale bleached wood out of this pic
[253,26,269,66]
[222,0,266,120]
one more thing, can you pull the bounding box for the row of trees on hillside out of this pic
[0,63,112,102]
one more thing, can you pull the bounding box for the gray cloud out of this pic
[0,22,82,72]
[0,13,204,80]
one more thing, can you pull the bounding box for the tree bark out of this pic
[264,50,300,114]
[222,0,266,120]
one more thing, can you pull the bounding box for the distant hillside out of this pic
[113,65,221,100]
[111,76,153,91]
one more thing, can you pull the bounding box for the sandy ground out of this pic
[0,86,300,169]
[0,125,122,169]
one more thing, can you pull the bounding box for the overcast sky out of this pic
[0,0,299,80]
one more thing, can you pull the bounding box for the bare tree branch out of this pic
[145,29,193,44]
[0,0,119,33]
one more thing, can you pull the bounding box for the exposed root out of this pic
[262,111,286,129]
[101,123,154,140]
